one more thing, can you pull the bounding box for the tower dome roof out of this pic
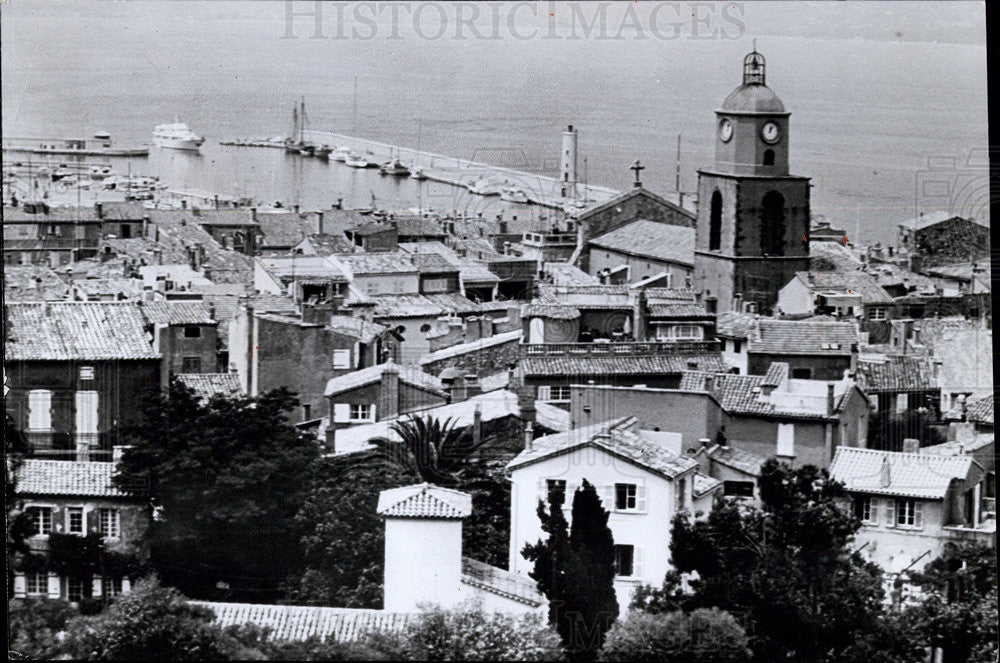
[721,84,786,113]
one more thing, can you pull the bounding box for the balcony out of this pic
[522,340,722,357]
[944,521,996,546]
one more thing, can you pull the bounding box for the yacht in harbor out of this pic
[467,176,504,196]
[345,153,371,168]
[332,145,352,162]
[152,122,205,151]
[379,156,410,176]
[410,166,427,180]
[500,186,530,203]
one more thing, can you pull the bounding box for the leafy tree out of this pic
[905,543,998,663]
[524,479,619,663]
[282,450,416,608]
[225,624,393,661]
[59,576,264,660]
[7,598,79,660]
[600,608,752,662]
[6,413,33,597]
[114,380,320,602]
[658,459,886,662]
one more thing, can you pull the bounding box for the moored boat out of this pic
[500,186,529,203]
[379,157,410,176]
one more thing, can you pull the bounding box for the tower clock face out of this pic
[719,118,733,143]
[761,121,781,144]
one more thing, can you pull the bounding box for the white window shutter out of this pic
[332,349,351,369]
[914,501,923,529]
[634,548,644,579]
[599,485,614,511]
[777,424,795,456]
[13,574,26,597]
[636,485,647,513]
[332,403,350,423]
[537,386,551,401]
[369,404,377,421]
[871,498,880,524]
[122,577,131,594]
[885,499,896,527]
[896,393,908,413]
[92,576,103,598]
[47,573,61,599]
[75,391,99,435]
[29,390,52,431]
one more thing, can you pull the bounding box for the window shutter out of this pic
[885,499,896,527]
[332,403,350,423]
[28,390,52,430]
[86,507,99,533]
[47,573,61,599]
[537,386,551,401]
[636,485,648,513]
[368,404,377,422]
[634,548,644,579]
[332,349,351,369]
[75,391,99,435]
[92,576,103,598]
[914,501,923,529]
[896,393,908,413]
[777,424,795,456]
[52,506,64,534]
[871,498,880,524]
[13,574,26,597]
[122,578,131,594]
[599,485,614,511]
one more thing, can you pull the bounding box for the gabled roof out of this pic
[576,187,695,223]
[965,394,994,425]
[298,233,356,256]
[257,256,349,281]
[408,253,458,275]
[176,373,244,401]
[325,315,389,344]
[16,460,125,497]
[750,319,858,356]
[334,253,419,276]
[678,367,851,420]
[588,220,695,266]
[5,302,159,361]
[461,557,544,607]
[855,354,938,393]
[192,602,412,643]
[830,447,982,499]
[534,401,571,433]
[324,360,445,397]
[507,417,699,480]
[419,330,521,365]
[714,311,757,339]
[372,292,481,318]
[707,444,766,477]
[692,472,724,498]
[141,301,216,326]
[792,271,893,305]
[898,211,986,231]
[376,483,473,519]
[520,354,728,377]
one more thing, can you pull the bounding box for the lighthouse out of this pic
[560,124,578,199]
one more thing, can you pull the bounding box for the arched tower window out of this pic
[763,149,775,166]
[709,191,723,251]
[760,191,786,256]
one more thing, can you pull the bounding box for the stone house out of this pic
[140,301,220,375]
[855,353,941,418]
[584,220,695,289]
[897,212,990,268]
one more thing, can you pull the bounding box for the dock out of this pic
[2,136,149,158]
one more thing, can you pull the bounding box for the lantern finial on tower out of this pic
[743,46,766,86]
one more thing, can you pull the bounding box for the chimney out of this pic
[378,362,400,420]
[76,441,90,462]
[524,421,534,451]
[95,202,104,219]
[464,316,481,343]
[902,438,919,454]
[473,403,482,450]
[250,207,257,223]
[316,211,324,235]
[827,383,836,416]
[463,374,481,399]
[153,248,163,265]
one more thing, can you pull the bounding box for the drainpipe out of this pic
[245,303,255,395]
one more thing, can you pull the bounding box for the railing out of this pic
[522,340,722,357]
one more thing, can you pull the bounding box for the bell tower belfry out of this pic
[693,48,811,314]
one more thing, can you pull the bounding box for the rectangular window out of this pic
[791,367,813,380]
[181,357,202,373]
[349,404,372,421]
[67,507,84,535]
[895,499,923,528]
[777,423,795,457]
[423,277,449,293]
[183,326,202,338]
[853,496,880,524]
[673,325,702,340]
[869,306,886,321]
[550,386,572,402]
[99,508,120,539]
[723,481,755,498]
[732,339,742,353]
[332,349,351,369]
[79,366,95,381]
[75,390,99,436]
[536,386,552,401]
[28,390,52,431]
[25,572,47,595]
[28,507,52,536]
[68,577,84,602]
[615,483,637,511]
[614,545,635,577]
[546,479,566,505]
[105,577,123,597]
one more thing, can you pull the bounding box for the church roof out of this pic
[721,83,786,113]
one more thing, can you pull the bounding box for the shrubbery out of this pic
[600,608,751,662]
[7,597,79,660]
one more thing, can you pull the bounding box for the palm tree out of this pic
[380,415,487,488]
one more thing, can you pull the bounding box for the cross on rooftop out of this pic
[630,160,645,188]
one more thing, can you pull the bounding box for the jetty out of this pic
[2,135,148,158]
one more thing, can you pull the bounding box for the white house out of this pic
[506,416,721,610]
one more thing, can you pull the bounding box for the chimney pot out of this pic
[827,383,836,416]
[902,438,920,454]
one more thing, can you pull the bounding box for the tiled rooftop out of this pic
[5,302,159,361]
[830,447,981,499]
[693,472,723,498]
[324,360,445,397]
[932,329,993,393]
[543,263,599,286]
[855,354,938,393]
[299,233,356,256]
[141,301,216,326]
[418,330,521,365]
[520,354,728,377]
[3,266,70,302]
[461,557,544,607]
[507,417,700,480]
[377,483,473,519]
[794,270,893,305]
[16,459,125,497]
[643,287,698,303]
[534,401,571,432]
[965,394,994,425]
[707,444,765,476]
[334,253,419,276]
[325,315,389,344]
[522,304,580,320]
[647,303,711,318]
[258,255,349,281]
[588,220,695,266]
[750,319,858,356]
[176,373,244,401]
[372,292,480,318]
[192,602,412,643]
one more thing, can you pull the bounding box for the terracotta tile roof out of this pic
[830,447,981,499]
[372,293,480,318]
[522,304,580,320]
[932,330,993,393]
[714,311,757,339]
[678,367,845,420]
[3,266,70,302]
[376,483,473,519]
[419,330,521,365]
[534,401,571,432]
[575,187,695,223]
[461,557,544,607]
[409,253,457,274]
[965,394,994,425]
[647,303,711,318]
[707,444,765,477]
[16,460,125,497]
[543,263,599,286]
[324,360,445,397]
[643,287,698,304]
[334,253,419,276]
[191,601,412,642]
[897,211,985,231]
[325,316,389,344]
[794,271,893,305]
[73,278,143,300]
[258,256,349,281]
[521,354,727,377]
[855,354,938,393]
[4,302,159,361]
[809,241,864,272]
[256,212,315,248]
[693,472,723,498]
[141,301,215,326]
[176,373,243,401]
[199,293,299,350]
[300,233,356,256]
[507,417,699,480]
[750,319,858,356]
[588,220,695,266]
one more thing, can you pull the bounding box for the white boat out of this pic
[314,144,332,160]
[500,186,530,203]
[467,176,504,196]
[332,145,352,162]
[345,153,370,168]
[380,157,410,176]
[89,165,113,179]
[410,166,427,180]
[152,122,205,151]
[51,166,75,181]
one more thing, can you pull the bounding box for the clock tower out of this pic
[693,49,810,314]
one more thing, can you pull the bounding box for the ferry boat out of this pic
[152,122,205,151]
[500,186,529,203]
